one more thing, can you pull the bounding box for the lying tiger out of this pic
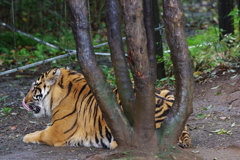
[22,67,191,149]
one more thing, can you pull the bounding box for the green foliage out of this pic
[187,26,226,71]
[0,32,38,54]
[157,52,173,76]
[195,113,207,120]
[211,129,232,135]
[157,24,240,77]
[0,0,76,66]
[156,76,175,88]
[229,6,240,35]
[100,65,135,88]
[0,107,12,116]
[92,35,111,53]
[101,65,116,87]
[1,0,239,90]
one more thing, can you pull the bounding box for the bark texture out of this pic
[143,0,157,81]
[158,0,193,150]
[120,0,157,150]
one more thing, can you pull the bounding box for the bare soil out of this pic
[1,66,240,160]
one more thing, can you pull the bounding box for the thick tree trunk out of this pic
[120,0,158,150]
[66,0,132,148]
[158,0,193,149]
[105,0,135,125]
[67,0,193,152]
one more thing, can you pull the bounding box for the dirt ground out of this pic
[1,66,240,160]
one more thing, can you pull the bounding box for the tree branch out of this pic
[105,0,135,125]
[158,0,193,149]
[143,0,157,81]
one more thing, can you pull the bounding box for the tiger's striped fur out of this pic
[178,126,191,148]
[22,68,117,149]
[22,68,191,149]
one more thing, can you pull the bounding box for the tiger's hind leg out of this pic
[178,126,192,148]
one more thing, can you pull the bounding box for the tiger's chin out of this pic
[33,106,51,118]
[33,111,47,118]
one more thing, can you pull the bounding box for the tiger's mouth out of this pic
[22,97,41,114]
[22,97,32,111]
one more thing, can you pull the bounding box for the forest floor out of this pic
[1,65,240,160]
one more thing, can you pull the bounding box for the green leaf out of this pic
[215,92,222,95]
[211,129,232,135]
[211,85,220,89]
[191,150,200,154]
[211,129,221,133]
[29,121,37,123]
[197,113,206,117]
[230,75,237,79]
[0,107,12,115]
[203,105,212,110]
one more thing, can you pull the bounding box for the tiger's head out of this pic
[22,68,61,118]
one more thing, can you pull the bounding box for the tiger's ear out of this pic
[45,68,61,86]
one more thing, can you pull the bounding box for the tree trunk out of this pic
[66,0,132,148]
[218,0,234,39]
[120,0,158,150]
[67,0,193,152]
[152,0,165,79]
[158,0,193,150]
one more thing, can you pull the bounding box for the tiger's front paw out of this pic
[23,131,42,144]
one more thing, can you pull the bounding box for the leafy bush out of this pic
[160,24,240,76]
